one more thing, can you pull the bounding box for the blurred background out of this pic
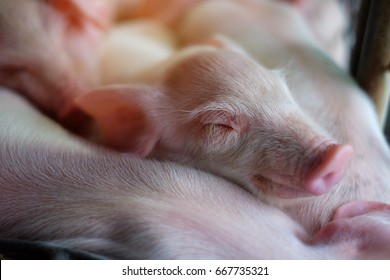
[344,0,390,142]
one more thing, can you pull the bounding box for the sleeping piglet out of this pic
[0,0,357,234]
[74,43,353,200]
[177,0,390,232]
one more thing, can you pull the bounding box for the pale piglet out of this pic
[0,0,184,121]
[0,0,376,236]
[274,0,350,67]
[2,86,390,259]
[178,0,390,232]
[114,0,203,26]
[75,43,353,201]
[99,19,177,85]
[0,86,319,259]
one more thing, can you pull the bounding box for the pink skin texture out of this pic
[1,0,389,241]
[0,0,353,207]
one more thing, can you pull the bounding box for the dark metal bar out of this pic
[350,0,370,77]
[353,0,390,128]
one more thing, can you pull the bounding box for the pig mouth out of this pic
[251,175,314,199]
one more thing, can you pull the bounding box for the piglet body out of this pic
[275,0,349,67]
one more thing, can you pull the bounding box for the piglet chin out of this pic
[251,175,315,199]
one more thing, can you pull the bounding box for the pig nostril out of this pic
[323,172,336,184]
[309,171,337,195]
[305,144,353,195]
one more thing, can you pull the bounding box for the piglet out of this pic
[0,0,185,122]
[99,19,177,85]
[74,43,353,201]
[0,86,312,259]
[0,0,110,118]
[2,86,390,259]
[117,0,203,26]
[274,0,349,67]
[177,0,390,232]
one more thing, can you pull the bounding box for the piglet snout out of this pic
[251,142,353,199]
[304,143,353,195]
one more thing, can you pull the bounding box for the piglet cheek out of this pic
[251,175,314,199]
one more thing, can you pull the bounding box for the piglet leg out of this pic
[312,201,390,259]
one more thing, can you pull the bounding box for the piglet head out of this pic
[75,45,352,199]
[158,48,353,199]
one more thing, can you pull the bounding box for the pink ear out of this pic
[74,85,160,157]
[47,0,111,29]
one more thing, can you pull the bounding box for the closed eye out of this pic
[213,123,235,131]
[204,123,235,132]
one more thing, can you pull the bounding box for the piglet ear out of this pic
[205,34,249,56]
[74,85,160,157]
[46,0,111,29]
